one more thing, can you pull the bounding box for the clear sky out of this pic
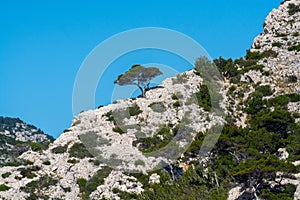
[0,0,282,138]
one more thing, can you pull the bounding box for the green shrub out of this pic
[262,71,270,76]
[21,175,58,197]
[67,158,78,164]
[288,43,300,51]
[245,50,265,60]
[133,125,175,153]
[286,75,298,83]
[172,73,188,84]
[262,49,278,58]
[239,64,264,74]
[275,32,287,37]
[288,3,300,16]
[19,166,40,179]
[195,85,211,111]
[77,166,112,200]
[63,129,72,133]
[69,143,93,159]
[272,42,282,47]
[102,110,115,123]
[42,160,51,165]
[0,184,10,191]
[128,104,142,116]
[112,126,126,134]
[29,142,42,152]
[228,86,237,95]
[173,101,181,108]
[1,172,11,179]
[51,144,68,154]
[255,85,273,96]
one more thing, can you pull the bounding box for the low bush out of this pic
[42,160,51,165]
[288,3,300,16]
[272,42,282,47]
[112,126,126,134]
[51,144,68,154]
[77,166,112,200]
[288,43,300,51]
[68,143,93,159]
[1,172,11,179]
[128,104,142,116]
[0,184,10,191]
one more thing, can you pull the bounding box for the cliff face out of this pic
[0,1,300,200]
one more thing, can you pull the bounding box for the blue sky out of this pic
[0,0,282,138]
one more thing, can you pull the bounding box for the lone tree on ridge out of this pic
[114,65,163,98]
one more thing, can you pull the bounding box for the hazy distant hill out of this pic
[0,117,54,167]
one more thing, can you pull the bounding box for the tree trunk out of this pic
[137,85,146,98]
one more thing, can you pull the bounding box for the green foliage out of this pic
[0,184,10,191]
[172,73,188,84]
[267,93,300,109]
[137,167,228,200]
[286,75,298,83]
[51,144,68,154]
[19,166,41,179]
[213,57,236,75]
[239,64,264,74]
[1,172,11,179]
[112,188,139,199]
[42,160,51,165]
[68,143,93,159]
[259,184,296,200]
[263,49,278,58]
[133,125,175,153]
[102,110,116,124]
[21,175,58,198]
[251,109,294,137]
[128,104,142,116]
[67,158,78,164]
[275,32,287,37]
[171,93,179,100]
[228,85,236,95]
[196,85,212,111]
[288,3,300,16]
[63,129,72,133]
[173,101,182,108]
[255,85,273,96]
[112,126,126,134]
[272,42,283,47]
[245,50,265,60]
[77,166,112,200]
[288,43,300,51]
[114,65,163,97]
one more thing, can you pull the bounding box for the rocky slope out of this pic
[0,1,300,199]
[0,70,225,199]
[0,117,54,167]
[0,117,54,143]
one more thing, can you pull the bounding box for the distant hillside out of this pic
[0,117,54,143]
[0,117,54,167]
